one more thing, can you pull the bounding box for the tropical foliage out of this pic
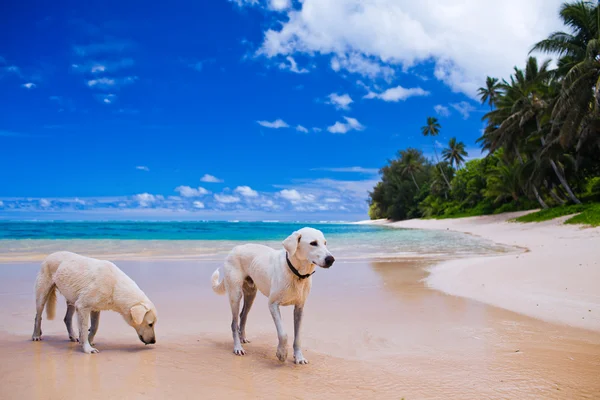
[369,1,600,221]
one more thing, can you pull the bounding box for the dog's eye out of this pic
[310,241,318,246]
[149,323,153,327]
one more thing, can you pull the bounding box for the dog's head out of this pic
[283,227,335,268]
[128,302,157,345]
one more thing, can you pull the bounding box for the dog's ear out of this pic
[130,304,147,325]
[282,230,302,256]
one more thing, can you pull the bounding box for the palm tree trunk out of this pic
[545,181,566,205]
[513,145,548,209]
[537,120,581,204]
[410,173,420,191]
[432,139,451,189]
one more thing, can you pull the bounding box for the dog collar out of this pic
[286,253,315,280]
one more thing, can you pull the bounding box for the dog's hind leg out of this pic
[32,276,55,341]
[88,311,100,346]
[64,303,78,342]
[228,284,245,356]
[239,277,257,344]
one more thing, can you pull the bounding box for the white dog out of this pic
[32,251,158,354]
[211,227,335,364]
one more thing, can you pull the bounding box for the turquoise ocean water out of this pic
[0,221,509,260]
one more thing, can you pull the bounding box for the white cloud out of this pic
[313,166,378,174]
[269,0,291,11]
[0,200,4,207]
[257,119,289,129]
[364,85,429,102]
[434,104,451,117]
[278,56,309,74]
[201,174,223,183]
[450,101,476,119]
[278,189,315,204]
[214,194,241,203]
[87,76,138,90]
[230,0,290,12]
[21,83,36,89]
[175,186,209,197]
[312,127,322,132]
[255,0,564,98]
[230,0,259,6]
[327,117,365,134]
[87,78,115,88]
[327,93,353,110]
[135,166,150,172]
[39,199,51,208]
[234,186,259,197]
[97,94,117,104]
[296,125,309,133]
[330,53,395,81]
[134,193,155,207]
[193,201,205,209]
[91,64,106,73]
[72,59,134,74]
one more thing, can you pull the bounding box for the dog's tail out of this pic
[45,285,57,320]
[35,257,59,320]
[211,267,226,295]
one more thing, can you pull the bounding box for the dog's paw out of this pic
[294,352,309,365]
[240,338,251,344]
[69,336,78,342]
[276,347,288,362]
[233,347,246,356]
[83,345,99,354]
[32,335,42,341]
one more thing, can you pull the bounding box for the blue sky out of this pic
[0,0,563,221]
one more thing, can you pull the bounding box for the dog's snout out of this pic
[324,255,335,266]
[149,338,156,344]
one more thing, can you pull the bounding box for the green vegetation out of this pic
[368,1,600,226]
[513,204,587,223]
[565,204,600,226]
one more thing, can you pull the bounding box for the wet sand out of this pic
[1,258,599,399]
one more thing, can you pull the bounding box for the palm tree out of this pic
[442,138,468,169]
[486,161,523,203]
[481,57,580,205]
[421,117,451,188]
[531,1,598,77]
[478,76,501,110]
[398,149,423,190]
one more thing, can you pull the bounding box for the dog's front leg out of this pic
[76,307,98,354]
[268,301,288,362]
[88,311,100,346]
[293,305,308,364]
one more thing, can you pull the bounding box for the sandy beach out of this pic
[364,211,600,333]
[1,226,599,399]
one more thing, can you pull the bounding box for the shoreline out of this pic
[360,211,600,332]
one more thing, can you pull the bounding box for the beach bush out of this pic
[513,204,587,223]
[565,204,600,227]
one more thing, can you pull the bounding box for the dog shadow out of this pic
[30,335,153,354]
[204,337,307,369]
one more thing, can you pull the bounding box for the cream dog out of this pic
[211,227,335,364]
[32,251,157,354]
